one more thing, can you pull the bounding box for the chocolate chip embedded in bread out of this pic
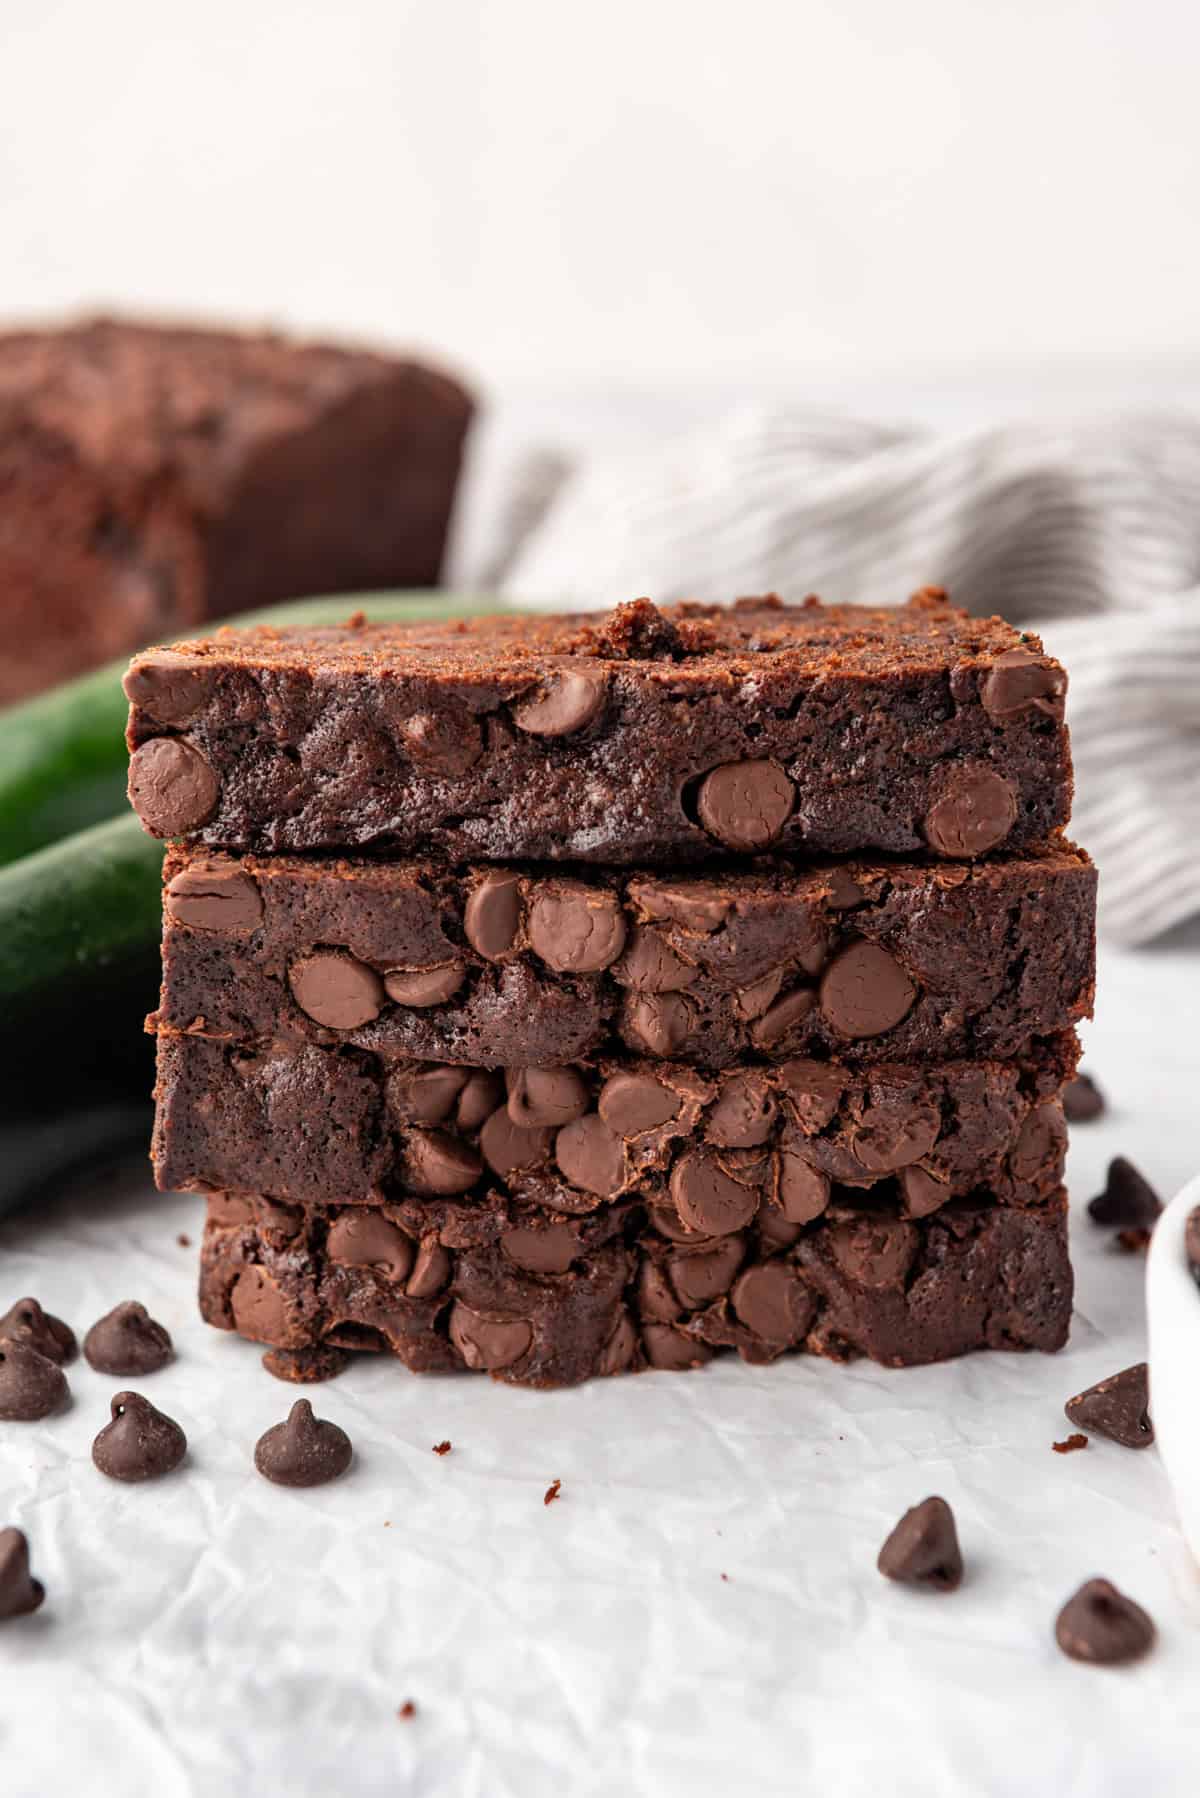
[402,1128,483,1196]
[0,1341,69,1420]
[327,1212,415,1281]
[637,1259,684,1322]
[0,1528,45,1619]
[262,1344,350,1384]
[641,1324,712,1371]
[777,1153,831,1224]
[555,1113,626,1197]
[123,653,217,725]
[1064,1363,1154,1449]
[623,992,694,1056]
[819,940,916,1039]
[449,1305,532,1371]
[254,1399,352,1487]
[455,1070,505,1131]
[778,1059,846,1131]
[501,1223,579,1274]
[383,961,466,1007]
[706,1073,777,1148]
[507,1067,589,1130]
[463,870,523,960]
[1063,1070,1105,1122]
[399,706,483,774]
[407,1238,452,1299]
[598,1071,682,1134]
[670,1151,759,1236]
[696,760,793,850]
[1055,1579,1154,1666]
[828,1217,919,1288]
[877,1496,963,1591]
[288,951,384,1029]
[386,1064,469,1126]
[528,882,627,972]
[512,663,607,736]
[750,987,816,1049]
[900,1165,951,1217]
[982,648,1067,722]
[731,1261,815,1344]
[850,1100,940,1174]
[667,1238,746,1309]
[165,866,263,932]
[599,1313,639,1375]
[0,1297,76,1364]
[479,1109,553,1176]
[230,1266,290,1343]
[615,927,695,992]
[92,1392,187,1482]
[1009,1100,1068,1183]
[631,878,730,934]
[923,768,1018,857]
[128,737,220,835]
[83,1302,173,1376]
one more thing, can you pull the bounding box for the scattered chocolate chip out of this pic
[1055,1579,1154,1666]
[164,866,263,932]
[1052,1433,1089,1455]
[398,1700,418,1720]
[1115,1228,1152,1256]
[0,1297,76,1364]
[383,961,466,1007]
[386,1065,467,1125]
[128,737,220,835]
[0,1528,45,1619]
[262,1345,350,1384]
[528,882,627,972]
[544,1479,562,1505]
[877,1497,963,1592]
[327,1212,415,1280]
[507,1067,589,1129]
[288,951,384,1029]
[0,1342,69,1420]
[696,760,793,850]
[555,1113,626,1197]
[1065,1364,1153,1449]
[923,768,1018,856]
[432,1441,451,1456]
[513,664,606,736]
[1063,1071,1106,1123]
[254,1399,352,1487]
[83,1302,173,1376]
[670,1150,759,1236]
[819,939,916,1039]
[463,869,524,959]
[598,1071,681,1134]
[1088,1158,1161,1229]
[403,1128,483,1196]
[92,1392,187,1482]
[449,1305,532,1372]
[982,647,1067,722]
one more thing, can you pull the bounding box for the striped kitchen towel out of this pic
[500,409,1200,945]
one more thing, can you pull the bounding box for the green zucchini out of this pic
[0,590,505,866]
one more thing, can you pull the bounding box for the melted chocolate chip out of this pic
[632,878,730,934]
[637,1261,683,1323]
[455,1070,505,1131]
[877,1496,963,1591]
[501,1223,579,1274]
[982,648,1067,722]
[0,1297,76,1365]
[828,1217,918,1288]
[463,870,524,960]
[528,882,627,972]
[696,760,793,850]
[749,987,816,1049]
[254,1399,352,1487]
[83,1302,173,1376]
[1009,1101,1068,1183]
[599,1313,638,1375]
[327,1212,415,1281]
[407,1238,452,1299]
[778,1058,846,1130]
[92,1392,187,1482]
[924,768,1018,857]
[165,866,263,932]
[386,1064,469,1126]
[230,1267,290,1343]
[0,1528,45,1619]
[900,1165,951,1218]
[128,737,220,835]
[617,927,695,992]
[399,706,483,773]
[288,951,384,1029]
[1055,1580,1154,1666]
[641,1324,712,1371]
[449,1305,532,1371]
[0,1341,69,1421]
[623,992,694,1055]
[850,1101,940,1174]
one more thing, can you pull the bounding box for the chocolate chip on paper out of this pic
[0,1528,45,1620]
[877,1496,963,1592]
[83,1302,173,1376]
[1064,1363,1153,1449]
[1055,1579,1155,1666]
[1063,1070,1105,1123]
[1087,1157,1161,1229]
[254,1399,353,1487]
[92,1392,187,1481]
[0,1341,69,1421]
[0,1296,77,1364]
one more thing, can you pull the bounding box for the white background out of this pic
[4,0,1200,388]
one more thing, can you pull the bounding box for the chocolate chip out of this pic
[900,1165,951,1217]
[1088,1158,1162,1229]
[262,1345,350,1384]
[599,1312,638,1374]
[736,969,784,1020]
[528,882,627,972]
[696,760,793,850]
[1009,1100,1068,1183]
[327,1212,415,1281]
[455,1071,505,1131]
[0,1297,76,1364]
[463,870,523,960]
[288,951,384,1029]
[617,927,694,992]
[1064,1363,1153,1449]
[0,1528,44,1619]
[668,1238,746,1309]
[757,1208,803,1251]
[254,1399,352,1487]
[633,879,730,933]
[670,1151,759,1236]
[449,1305,532,1371]
[399,706,483,773]
[731,1261,815,1344]
[123,653,216,724]
[92,1392,187,1482]
[383,962,466,1007]
[479,1108,553,1176]
[386,1064,469,1126]
[776,1154,831,1224]
[1055,1580,1154,1666]
[598,1071,682,1135]
[750,987,816,1049]
[83,1302,173,1376]
[403,1129,483,1196]
[0,1342,68,1420]
[230,1267,290,1342]
[828,1217,918,1288]
[512,663,607,736]
[507,1067,589,1129]
[825,868,864,909]
[982,647,1067,722]
[501,1224,579,1274]
[641,1324,712,1371]
[1063,1070,1106,1122]
[877,1497,963,1592]
[623,993,694,1056]
[128,737,220,835]
[819,940,916,1039]
[637,1259,683,1322]
[778,1059,845,1130]
[555,1113,626,1196]
[851,1100,940,1174]
[407,1238,452,1299]
[1115,1228,1152,1256]
[706,1073,777,1148]
[924,768,1018,857]
[208,1193,257,1227]
[165,865,263,932]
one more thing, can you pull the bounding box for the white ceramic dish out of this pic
[1147,1170,1200,1562]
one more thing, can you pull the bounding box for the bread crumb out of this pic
[432,1440,452,1456]
[1052,1433,1089,1455]
[544,1479,562,1506]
